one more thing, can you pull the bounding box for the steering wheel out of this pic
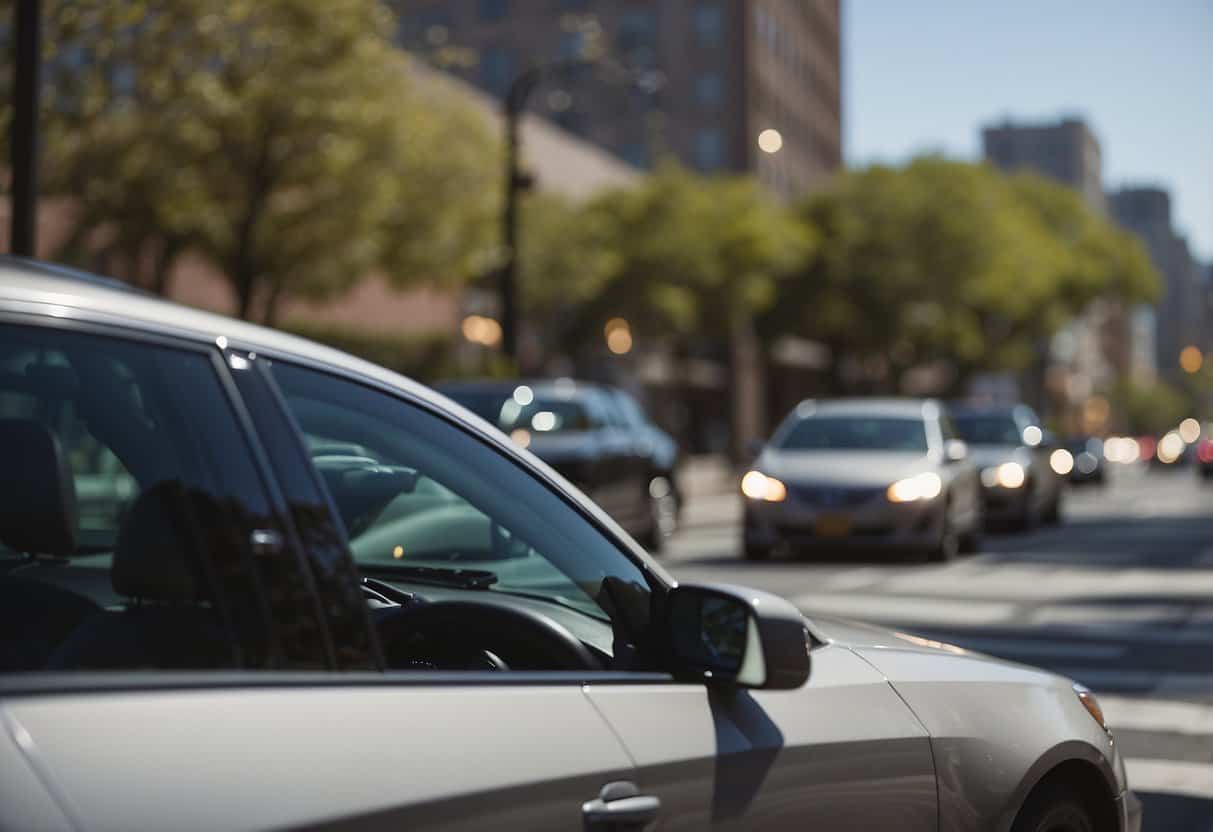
[376,598,601,671]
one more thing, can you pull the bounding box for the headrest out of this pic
[0,418,78,556]
[112,482,201,602]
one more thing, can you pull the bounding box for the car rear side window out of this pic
[0,324,329,672]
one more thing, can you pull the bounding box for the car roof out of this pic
[791,398,940,420]
[0,256,455,406]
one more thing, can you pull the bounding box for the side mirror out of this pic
[944,439,968,463]
[667,583,810,690]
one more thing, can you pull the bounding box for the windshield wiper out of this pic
[359,564,498,590]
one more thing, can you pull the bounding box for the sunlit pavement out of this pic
[666,463,1213,830]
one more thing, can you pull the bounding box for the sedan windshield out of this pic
[776,417,928,452]
[954,415,1023,446]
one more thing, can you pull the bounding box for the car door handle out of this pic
[582,781,660,830]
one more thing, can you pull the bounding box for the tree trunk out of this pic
[150,237,181,296]
[262,282,286,327]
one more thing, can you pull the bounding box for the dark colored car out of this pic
[1065,437,1107,486]
[1196,438,1213,481]
[436,379,679,550]
[951,404,1065,530]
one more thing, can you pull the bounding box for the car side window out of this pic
[0,324,328,672]
[269,363,663,668]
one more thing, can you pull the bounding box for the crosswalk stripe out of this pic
[1100,695,1213,736]
[1124,758,1213,799]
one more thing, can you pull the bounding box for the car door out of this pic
[583,644,939,830]
[0,322,638,832]
[260,358,939,830]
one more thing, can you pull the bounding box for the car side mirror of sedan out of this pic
[666,583,810,690]
[944,439,969,463]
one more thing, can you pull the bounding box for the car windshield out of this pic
[776,416,928,452]
[953,415,1024,446]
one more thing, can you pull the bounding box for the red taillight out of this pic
[1198,441,1213,463]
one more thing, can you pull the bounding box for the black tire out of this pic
[743,540,772,561]
[1012,487,1040,532]
[927,507,959,562]
[958,528,981,554]
[1011,782,1094,832]
[1043,493,1063,526]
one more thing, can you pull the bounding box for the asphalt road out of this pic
[665,463,1213,831]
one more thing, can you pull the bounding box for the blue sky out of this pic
[843,1,1213,262]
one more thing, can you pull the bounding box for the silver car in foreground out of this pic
[0,260,1138,831]
[743,399,983,561]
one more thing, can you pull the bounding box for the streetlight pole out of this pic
[499,66,543,363]
[497,49,662,366]
[9,0,42,257]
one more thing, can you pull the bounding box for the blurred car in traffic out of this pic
[436,378,679,550]
[1197,438,1213,481]
[0,260,1141,832]
[742,399,982,562]
[1064,436,1107,486]
[951,403,1064,530]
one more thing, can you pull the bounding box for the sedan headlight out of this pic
[741,470,787,502]
[886,472,942,503]
[980,462,1025,489]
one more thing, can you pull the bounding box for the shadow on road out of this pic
[1139,791,1213,832]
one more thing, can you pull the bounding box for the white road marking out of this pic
[1100,695,1213,736]
[796,592,1019,626]
[1125,758,1213,799]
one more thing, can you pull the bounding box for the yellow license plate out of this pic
[815,515,852,537]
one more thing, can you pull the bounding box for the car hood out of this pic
[758,450,930,487]
[809,614,1061,681]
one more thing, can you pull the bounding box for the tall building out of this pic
[394,0,842,199]
[1107,187,1204,379]
[982,118,1105,213]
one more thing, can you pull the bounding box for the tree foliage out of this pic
[3,0,499,322]
[769,157,1160,392]
[522,165,814,353]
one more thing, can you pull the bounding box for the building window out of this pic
[479,0,509,21]
[694,3,722,47]
[695,73,722,108]
[480,46,515,96]
[694,128,725,171]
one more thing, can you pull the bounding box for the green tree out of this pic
[774,157,1159,394]
[530,165,813,353]
[3,0,499,322]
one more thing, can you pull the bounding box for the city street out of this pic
[668,463,1213,831]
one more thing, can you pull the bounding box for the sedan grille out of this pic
[788,484,882,507]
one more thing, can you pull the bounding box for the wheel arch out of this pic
[1000,742,1121,832]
